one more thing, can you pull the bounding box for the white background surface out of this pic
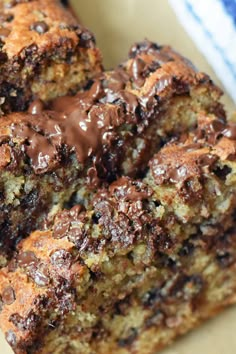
[1,0,235,353]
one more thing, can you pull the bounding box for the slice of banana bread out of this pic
[0,42,224,265]
[0,0,102,114]
[1,114,236,353]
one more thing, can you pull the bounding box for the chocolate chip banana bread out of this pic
[0,42,224,266]
[0,0,102,114]
[1,114,236,354]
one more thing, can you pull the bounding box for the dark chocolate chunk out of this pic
[5,330,17,347]
[213,165,232,181]
[21,189,39,209]
[118,90,138,114]
[17,251,39,268]
[216,252,234,268]
[9,311,40,331]
[145,310,164,328]
[30,21,49,34]
[0,51,8,64]
[129,57,146,83]
[118,328,138,347]
[50,249,72,267]
[60,0,69,6]
[142,287,161,307]
[78,30,95,48]
[178,240,194,257]
[28,99,44,115]
[129,40,162,58]
[109,177,152,201]
[0,13,14,22]
[0,296,3,312]
[7,258,18,272]
[222,123,236,140]
[166,274,203,300]
[197,117,225,143]
[150,144,218,186]
[2,286,15,305]
[31,264,50,287]
[53,205,82,239]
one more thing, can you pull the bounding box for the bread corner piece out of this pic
[0,39,226,267]
[1,114,236,353]
[0,0,103,114]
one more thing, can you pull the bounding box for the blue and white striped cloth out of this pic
[169,0,236,103]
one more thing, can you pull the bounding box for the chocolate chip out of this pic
[210,119,225,133]
[30,21,49,34]
[0,51,7,64]
[78,30,95,48]
[28,99,44,115]
[216,252,234,268]
[118,328,138,347]
[92,322,109,341]
[129,40,162,58]
[2,286,15,305]
[53,215,71,240]
[53,206,82,239]
[145,310,164,328]
[129,58,146,82]
[142,287,161,307]
[178,240,194,257]
[50,249,72,267]
[21,189,39,209]
[18,251,39,268]
[0,13,14,22]
[114,296,131,316]
[213,165,232,181]
[31,264,50,287]
[5,330,16,347]
[222,123,236,140]
[0,296,3,312]
[7,258,18,272]
[60,0,69,6]
[9,312,40,331]
[92,212,101,224]
[118,90,138,114]
[199,154,218,168]
[25,43,38,55]
[167,274,203,299]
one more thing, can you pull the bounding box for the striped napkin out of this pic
[169,0,236,103]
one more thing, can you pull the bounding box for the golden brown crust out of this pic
[2,0,78,58]
[126,41,222,100]
[0,0,102,113]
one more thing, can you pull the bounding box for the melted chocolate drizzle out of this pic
[3,40,222,177]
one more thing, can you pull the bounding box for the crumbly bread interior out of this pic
[0,41,223,265]
[1,113,236,353]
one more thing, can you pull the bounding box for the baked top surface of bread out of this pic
[0,0,78,58]
[0,0,103,113]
